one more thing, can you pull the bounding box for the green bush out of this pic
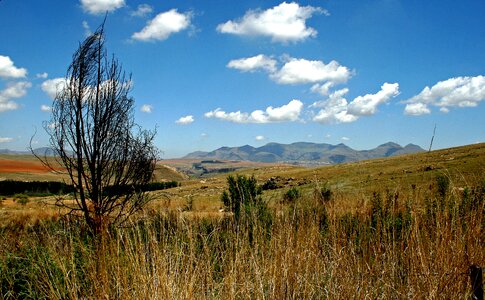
[283,187,301,203]
[314,183,332,203]
[221,175,272,240]
[14,194,29,205]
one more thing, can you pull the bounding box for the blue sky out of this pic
[0,0,484,158]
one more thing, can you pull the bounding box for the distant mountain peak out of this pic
[183,142,425,164]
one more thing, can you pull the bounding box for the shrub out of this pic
[283,187,301,203]
[314,183,332,203]
[435,174,449,200]
[221,175,272,234]
[14,194,29,205]
[261,178,279,190]
[222,175,262,220]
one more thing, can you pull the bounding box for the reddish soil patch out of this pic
[0,160,63,174]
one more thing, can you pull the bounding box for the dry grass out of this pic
[0,143,484,299]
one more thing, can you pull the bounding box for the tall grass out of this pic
[1,176,483,299]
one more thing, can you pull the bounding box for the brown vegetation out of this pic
[0,143,484,298]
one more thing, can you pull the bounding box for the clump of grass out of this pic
[13,194,29,205]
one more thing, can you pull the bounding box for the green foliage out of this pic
[435,174,450,200]
[314,183,333,203]
[103,181,178,197]
[221,175,272,241]
[222,175,262,221]
[370,192,383,230]
[0,180,75,197]
[283,187,301,203]
[13,194,29,205]
[261,178,279,190]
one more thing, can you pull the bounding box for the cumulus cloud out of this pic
[140,104,153,113]
[0,81,32,112]
[347,82,399,116]
[80,0,125,15]
[312,88,357,124]
[255,135,266,141]
[41,78,67,99]
[312,83,399,124]
[217,2,326,43]
[205,99,303,124]
[0,137,14,143]
[404,103,431,116]
[40,104,52,112]
[36,72,48,79]
[0,55,27,79]
[341,137,350,141]
[404,75,485,115]
[132,9,192,42]
[131,4,153,17]
[228,55,352,90]
[272,57,352,85]
[311,82,335,96]
[176,115,194,125]
[227,55,277,73]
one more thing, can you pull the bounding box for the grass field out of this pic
[0,143,484,299]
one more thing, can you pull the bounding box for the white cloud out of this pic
[255,135,265,141]
[228,55,352,90]
[0,81,32,112]
[0,55,27,79]
[271,57,352,85]
[40,104,52,112]
[404,76,485,115]
[140,104,153,113]
[341,137,350,141]
[404,102,431,116]
[131,4,153,17]
[82,21,92,37]
[205,99,303,124]
[36,72,48,79]
[312,88,357,124]
[227,55,277,73]
[41,78,67,99]
[0,137,13,143]
[312,83,398,124]
[311,82,335,96]
[176,115,194,125]
[80,0,125,15]
[217,2,326,43]
[132,9,192,42]
[347,82,399,116]
[440,107,450,113]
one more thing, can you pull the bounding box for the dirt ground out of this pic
[0,159,55,173]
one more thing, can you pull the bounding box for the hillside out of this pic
[184,141,425,164]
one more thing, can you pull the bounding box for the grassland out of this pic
[0,143,484,299]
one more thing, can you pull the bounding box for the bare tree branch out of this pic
[37,22,158,235]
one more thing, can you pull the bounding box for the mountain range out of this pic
[184,142,425,165]
[0,147,57,156]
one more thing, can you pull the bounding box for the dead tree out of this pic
[38,22,157,235]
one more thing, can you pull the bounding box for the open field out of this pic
[0,143,484,298]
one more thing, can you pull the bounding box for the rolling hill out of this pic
[184,142,425,164]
